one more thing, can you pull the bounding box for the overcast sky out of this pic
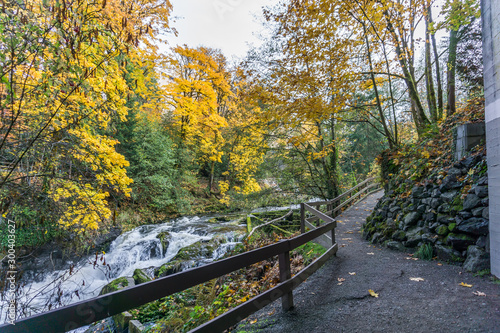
[167,0,280,60]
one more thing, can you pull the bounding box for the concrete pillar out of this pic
[482,0,500,277]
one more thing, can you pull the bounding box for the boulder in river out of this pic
[99,277,135,295]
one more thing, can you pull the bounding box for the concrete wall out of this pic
[455,123,486,161]
[482,0,500,277]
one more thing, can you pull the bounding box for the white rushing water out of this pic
[0,215,246,325]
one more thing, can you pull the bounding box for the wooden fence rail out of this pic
[0,178,380,333]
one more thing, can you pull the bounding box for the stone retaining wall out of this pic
[363,152,490,272]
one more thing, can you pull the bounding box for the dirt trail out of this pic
[233,191,500,333]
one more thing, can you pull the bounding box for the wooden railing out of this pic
[0,178,380,333]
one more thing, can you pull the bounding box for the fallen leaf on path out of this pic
[338,278,346,282]
[368,289,379,298]
[342,238,352,240]
[367,252,375,255]
[405,257,419,261]
[349,272,356,275]
[346,231,354,234]
[337,220,343,223]
[437,263,443,266]
[459,282,473,288]
[250,319,257,324]
[410,277,425,282]
[473,291,486,296]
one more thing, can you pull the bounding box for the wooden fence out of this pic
[0,178,380,333]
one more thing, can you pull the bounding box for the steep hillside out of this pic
[363,99,490,272]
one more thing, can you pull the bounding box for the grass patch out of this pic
[414,243,434,261]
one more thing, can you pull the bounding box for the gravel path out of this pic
[233,191,500,333]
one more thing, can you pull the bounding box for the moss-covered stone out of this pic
[392,230,406,241]
[446,233,476,251]
[113,311,132,332]
[448,223,456,232]
[133,269,151,285]
[172,240,215,261]
[99,277,134,295]
[155,260,182,277]
[156,231,172,253]
[436,225,449,236]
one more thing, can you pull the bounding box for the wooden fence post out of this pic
[300,203,305,234]
[278,250,294,311]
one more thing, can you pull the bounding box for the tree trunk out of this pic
[383,9,430,133]
[447,29,459,116]
[425,2,438,123]
[364,28,395,149]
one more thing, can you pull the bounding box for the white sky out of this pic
[167,0,280,60]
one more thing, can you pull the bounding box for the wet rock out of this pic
[463,246,490,273]
[436,225,449,236]
[421,233,438,244]
[456,217,489,235]
[478,176,488,186]
[100,277,135,295]
[462,155,482,169]
[412,186,425,198]
[476,235,490,250]
[113,311,132,333]
[471,207,484,217]
[129,320,145,333]
[481,198,489,206]
[431,198,443,209]
[482,208,489,219]
[437,204,451,214]
[431,189,442,198]
[392,230,407,242]
[387,241,405,252]
[156,231,172,253]
[439,175,461,192]
[172,240,216,261]
[155,260,182,277]
[474,186,488,198]
[423,212,436,223]
[386,218,396,228]
[133,268,151,285]
[404,236,422,248]
[416,205,427,213]
[435,245,463,262]
[447,167,463,177]
[441,190,458,203]
[85,317,116,333]
[446,233,476,252]
[457,211,473,220]
[403,212,421,231]
[371,232,383,244]
[93,227,122,253]
[463,194,481,211]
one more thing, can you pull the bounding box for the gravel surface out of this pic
[233,191,500,333]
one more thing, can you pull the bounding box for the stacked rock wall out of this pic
[363,152,490,272]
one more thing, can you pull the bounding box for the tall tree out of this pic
[0,0,172,232]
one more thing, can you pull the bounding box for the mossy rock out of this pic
[448,223,456,232]
[436,225,449,236]
[155,260,182,277]
[172,240,215,261]
[156,231,172,253]
[133,269,151,285]
[99,277,135,295]
[113,311,132,332]
[446,233,476,252]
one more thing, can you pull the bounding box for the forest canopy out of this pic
[0,0,483,245]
